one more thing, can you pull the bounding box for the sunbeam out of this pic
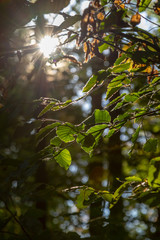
[39,35,59,58]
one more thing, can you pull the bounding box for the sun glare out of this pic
[39,36,59,58]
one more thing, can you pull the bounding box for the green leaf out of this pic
[76,133,85,144]
[83,70,109,92]
[143,138,158,152]
[108,74,127,88]
[113,101,124,111]
[151,77,160,84]
[112,73,127,81]
[130,66,147,72]
[95,109,111,123]
[148,157,160,187]
[83,75,97,92]
[38,102,56,117]
[110,182,130,208]
[98,35,113,53]
[150,157,160,165]
[135,191,160,207]
[76,133,94,154]
[83,134,95,148]
[106,93,126,107]
[37,122,60,139]
[106,86,121,99]
[77,124,107,154]
[100,0,108,6]
[114,121,126,130]
[139,0,152,12]
[99,43,109,53]
[155,104,160,110]
[99,191,113,202]
[112,63,131,73]
[56,124,76,143]
[51,100,72,111]
[50,136,62,146]
[114,182,130,199]
[87,124,108,135]
[148,165,157,187]
[106,129,116,138]
[124,93,139,102]
[125,176,142,182]
[131,126,140,143]
[135,109,147,120]
[114,54,127,66]
[76,188,95,208]
[39,145,53,157]
[54,149,72,170]
[63,34,77,44]
[113,111,132,123]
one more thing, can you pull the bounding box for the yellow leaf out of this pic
[130,12,141,27]
[154,4,160,15]
[114,0,125,9]
[97,12,105,21]
[83,42,88,53]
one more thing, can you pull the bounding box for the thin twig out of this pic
[127,7,160,28]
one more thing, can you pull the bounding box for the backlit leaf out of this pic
[148,157,160,187]
[83,75,97,92]
[139,0,152,12]
[105,129,116,138]
[83,69,110,92]
[76,188,95,208]
[114,54,127,66]
[99,191,113,202]
[112,63,131,73]
[54,149,72,170]
[38,102,56,117]
[110,182,130,208]
[95,109,111,123]
[98,35,113,53]
[37,122,60,139]
[87,124,108,135]
[77,124,107,154]
[106,93,126,107]
[130,12,141,26]
[106,86,121,99]
[50,136,62,146]
[98,42,109,53]
[124,93,139,102]
[125,176,142,182]
[56,124,76,143]
[97,12,105,20]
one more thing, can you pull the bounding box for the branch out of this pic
[127,7,160,28]
[110,29,160,52]
[5,204,33,240]
[0,44,39,58]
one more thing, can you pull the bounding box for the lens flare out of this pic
[39,36,59,57]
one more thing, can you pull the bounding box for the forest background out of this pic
[0,0,160,239]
